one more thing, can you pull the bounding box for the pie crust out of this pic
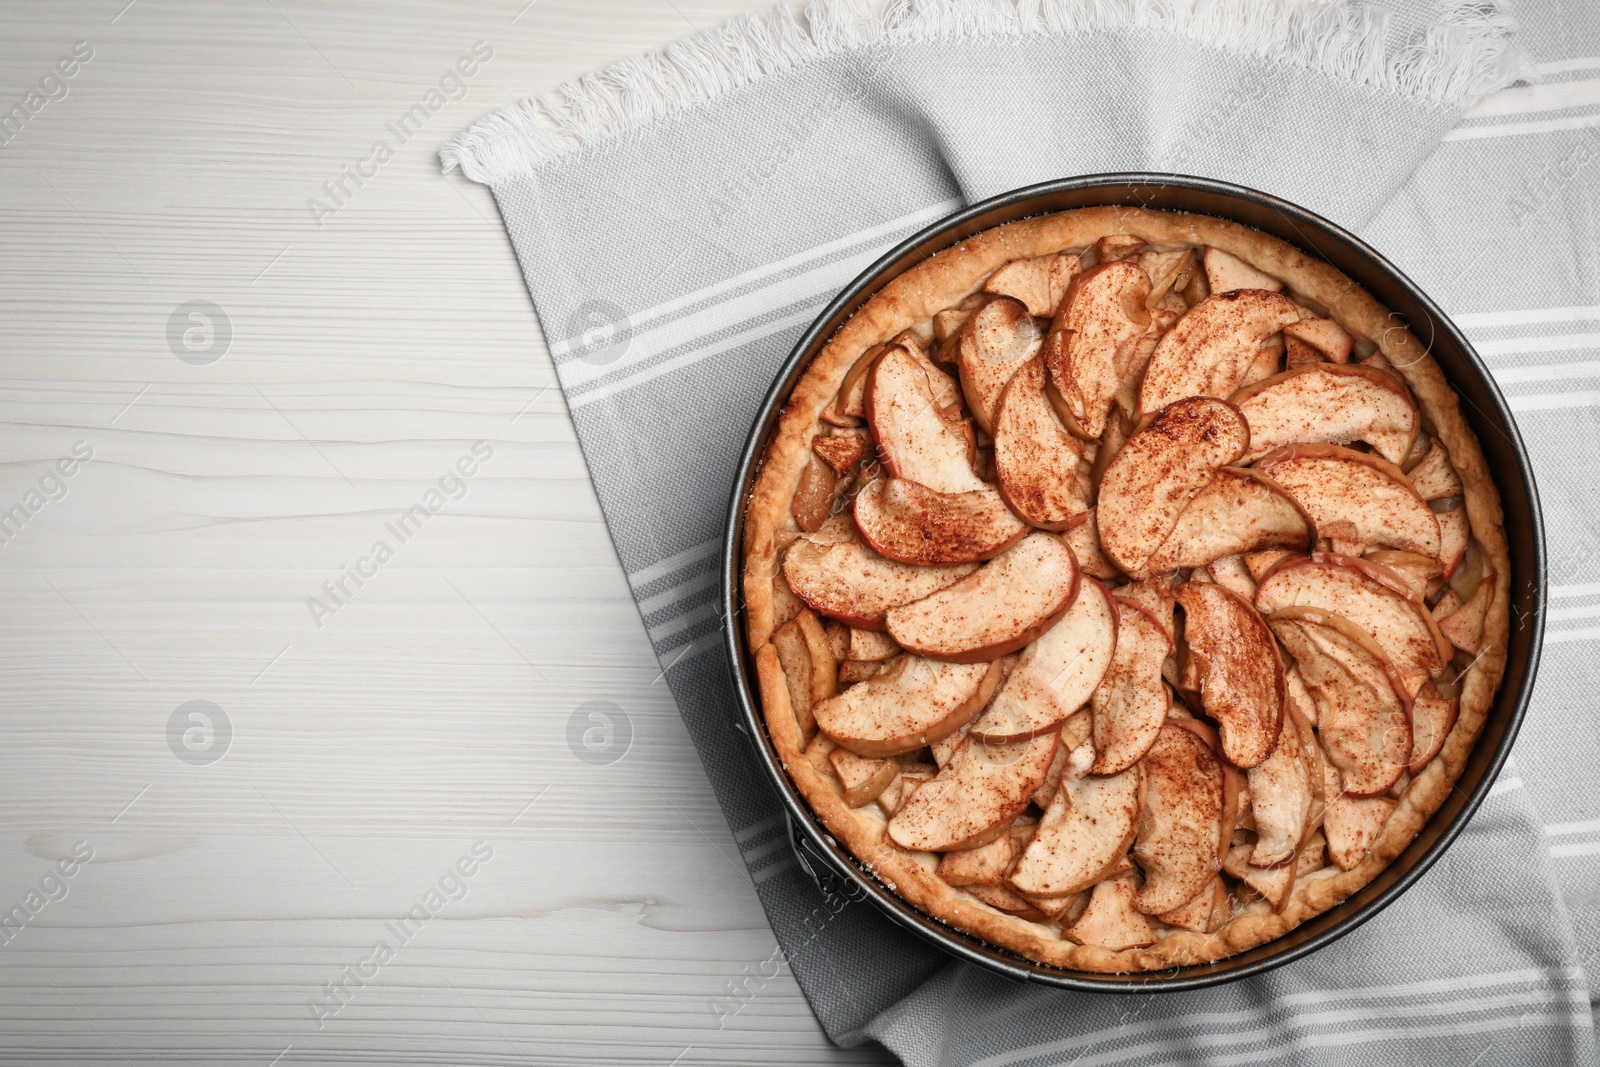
[740,206,1510,972]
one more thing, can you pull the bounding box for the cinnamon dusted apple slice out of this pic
[1282,317,1353,363]
[866,344,983,494]
[1089,600,1172,774]
[1063,868,1155,950]
[853,477,1028,566]
[1097,397,1250,577]
[825,343,884,425]
[1322,763,1397,870]
[887,729,1059,851]
[1408,682,1459,774]
[1255,553,1449,697]
[1176,581,1284,769]
[771,609,837,738]
[1158,876,1228,933]
[1439,574,1494,655]
[1011,742,1142,897]
[811,430,868,476]
[886,532,1080,663]
[1131,723,1226,914]
[1437,505,1469,578]
[782,537,976,629]
[936,831,1018,887]
[1203,247,1284,294]
[848,628,900,661]
[956,297,1045,434]
[1246,713,1313,867]
[1138,290,1299,412]
[1043,261,1153,439]
[1231,363,1419,464]
[994,359,1090,530]
[1208,554,1258,600]
[1144,467,1313,574]
[1408,441,1463,500]
[1244,547,1297,584]
[1112,575,1177,640]
[1269,610,1412,796]
[1066,510,1121,580]
[1255,444,1441,558]
[982,251,1080,318]
[813,656,1002,758]
[969,579,1117,742]
[827,746,899,807]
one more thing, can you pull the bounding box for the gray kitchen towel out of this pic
[444,0,1600,1062]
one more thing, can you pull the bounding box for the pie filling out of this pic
[748,219,1500,968]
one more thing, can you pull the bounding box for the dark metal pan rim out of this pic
[721,173,1545,991]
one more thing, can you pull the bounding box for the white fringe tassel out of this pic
[441,0,1523,185]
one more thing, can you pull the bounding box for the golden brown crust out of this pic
[741,206,1511,973]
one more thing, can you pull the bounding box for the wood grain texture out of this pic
[0,1,895,1062]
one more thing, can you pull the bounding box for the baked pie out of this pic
[741,207,1507,971]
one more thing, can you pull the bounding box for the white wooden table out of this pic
[0,2,895,1062]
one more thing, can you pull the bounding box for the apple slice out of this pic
[1042,261,1153,440]
[1111,575,1177,640]
[1176,581,1284,769]
[1246,713,1313,867]
[957,297,1045,435]
[1362,549,1442,600]
[1282,317,1353,363]
[1203,247,1284,294]
[1244,547,1297,584]
[994,358,1091,530]
[1257,553,1450,696]
[1269,612,1412,796]
[1439,574,1494,655]
[1222,842,1295,909]
[1067,509,1121,580]
[1138,290,1299,412]
[1131,723,1226,914]
[936,831,1018,887]
[1096,234,1148,262]
[1144,467,1313,574]
[887,532,1080,663]
[1408,682,1459,774]
[1437,506,1469,578]
[982,252,1080,318]
[1089,600,1172,774]
[848,628,900,661]
[853,477,1028,566]
[866,344,983,494]
[1063,868,1155,949]
[1285,663,1318,727]
[969,579,1117,741]
[1408,441,1463,500]
[813,656,1002,758]
[887,729,1059,851]
[812,430,868,477]
[1011,742,1142,897]
[1158,876,1228,933]
[827,746,900,807]
[1322,763,1397,870]
[1097,397,1250,577]
[1231,363,1419,464]
[1255,444,1441,559]
[783,537,977,630]
[1208,554,1258,600]
[1138,248,1196,305]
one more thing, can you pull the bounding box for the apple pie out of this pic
[740,207,1508,972]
